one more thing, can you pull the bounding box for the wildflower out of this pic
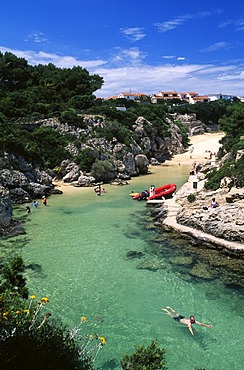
[15,310,21,315]
[81,316,87,322]
[24,309,30,314]
[41,297,49,303]
[30,295,36,300]
[98,336,106,345]
[2,312,9,319]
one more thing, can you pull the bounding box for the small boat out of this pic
[132,190,149,200]
[130,191,139,197]
[133,184,176,201]
[147,184,176,200]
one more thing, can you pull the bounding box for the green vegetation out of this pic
[0,122,71,168]
[0,255,28,298]
[0,51,103,118]
[90,160,116,182]
[169,99,232,125]
[205,102,244,190]
[187,194,196,203]
[121,340,167,370]
[0,256,105,370]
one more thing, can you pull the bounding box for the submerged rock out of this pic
[137,258,164,271]
[169,256,193,266]
[189,262,216,280]
[126,250,145,259]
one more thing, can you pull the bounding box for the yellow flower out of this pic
[81,316,87,322]
[24,309,30,314]
[89,335,94,340]
[2,312,9,317]
[98,336,106,345]
[30,295,36,300]
[15,310,21,315]
[41,297,49,303]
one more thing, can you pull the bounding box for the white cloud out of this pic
[25,32,49,44]
[154,11,211,32]
[200,41,230,52]
[0,46,107,68]
[219,18,244,31]
[0,46,243,98]
[120,27,146,42]
[162,55,175,59]
[111,47,147,65]
[177,57,186,60]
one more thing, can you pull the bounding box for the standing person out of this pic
[162,306,213,336]
[25,205,31,214]
[42,196,47,205]
[94,186,101,196]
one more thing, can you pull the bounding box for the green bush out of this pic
[121,340,167,370]
[75,148,97,172]
[0,255,28,298]
[187,194,196,203]
[90,160,116,182]
[205,156,244,190]
[0,293,100,370]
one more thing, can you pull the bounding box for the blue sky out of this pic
[1,0,244,97]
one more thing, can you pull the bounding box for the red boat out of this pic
[147,184,176,200]
[133,184,176,201]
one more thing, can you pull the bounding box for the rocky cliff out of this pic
[0,113,206,231]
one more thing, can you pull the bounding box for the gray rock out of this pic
[0,186,12,227]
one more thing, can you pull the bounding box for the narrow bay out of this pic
[5,162,244,369]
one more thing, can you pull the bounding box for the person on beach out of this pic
[203,197,220,210]
[189,146,194,159]
[210,197,219,208]
[162,306,213,336]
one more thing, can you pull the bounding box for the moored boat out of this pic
[133,184,176,201]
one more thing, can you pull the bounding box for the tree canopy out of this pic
[0,52,104,118]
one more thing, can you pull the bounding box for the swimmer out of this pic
[162,306,213,336]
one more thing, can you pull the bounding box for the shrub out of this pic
[90,160,116,182]
[0,255,28,298]
[0,293,105,370]
[121,340,167,370]
[187,194,196,203]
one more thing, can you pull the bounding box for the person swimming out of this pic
[162,306,213,336]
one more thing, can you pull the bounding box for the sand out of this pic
[163,131,225,166]
[53,131,225,194]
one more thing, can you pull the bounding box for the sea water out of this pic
[2,164,244,370]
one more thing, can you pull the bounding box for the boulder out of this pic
[0,186,12,228]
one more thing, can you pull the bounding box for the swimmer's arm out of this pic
[188,324,194,336]
[196,320,213,328]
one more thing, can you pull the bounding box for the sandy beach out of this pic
[53,131,225,194]
[163,131,225,166]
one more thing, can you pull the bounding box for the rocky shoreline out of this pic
[151,179,244,257]
[150,163,244,258]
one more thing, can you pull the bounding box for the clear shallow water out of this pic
[2,164,244,370]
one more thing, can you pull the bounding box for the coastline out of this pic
[160,132,244,255]
[52,131,244,254]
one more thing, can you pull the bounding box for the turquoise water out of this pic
[3,164,244,369]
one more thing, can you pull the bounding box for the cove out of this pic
[4,163,244,370]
